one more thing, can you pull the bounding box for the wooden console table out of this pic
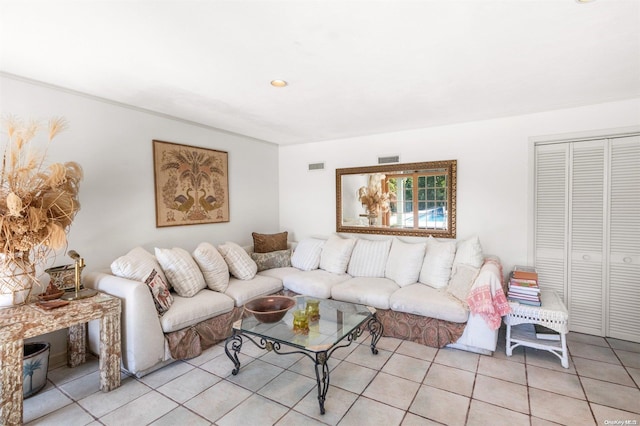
[0,292,121,425]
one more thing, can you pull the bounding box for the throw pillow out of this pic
[252,231,288,253]
[419,236,456,289]
[192,242,230,292]
[218,241,258,280]
[155,247,206,297]
[251,249,292,272]
[447,263,481,306]
[453,236,484,268]
[111,246,168,287]
[290,238,325,271]
[385,238,427,287]
[144,268,173,315]
[320,235,356,274]
[347,239,392,278]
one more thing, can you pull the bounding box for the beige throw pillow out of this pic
[453,235,484,268]
[447,263,481,306]
[347,239,392,278]
[192,242,230,292]
[218,241,258,280]
[291,238,324,271]
[385,239,427,287]
[251,249,292,272]
[419,236,456,289]
[155,247,206,297]
[111,246,168,287]
[320,235,356,274]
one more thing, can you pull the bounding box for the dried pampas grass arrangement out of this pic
[358,173,390,216]
[0,116,82,300]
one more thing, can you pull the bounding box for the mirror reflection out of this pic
[336,160,456,238]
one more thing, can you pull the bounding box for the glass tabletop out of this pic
[235,296,375,353]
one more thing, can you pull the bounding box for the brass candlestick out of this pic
[61,250,97,300]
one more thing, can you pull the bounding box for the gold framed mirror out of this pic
[336,160,456,238]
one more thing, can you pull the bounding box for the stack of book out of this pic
[508,265,541,306]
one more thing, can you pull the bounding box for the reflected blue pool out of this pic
[400,206,447,228]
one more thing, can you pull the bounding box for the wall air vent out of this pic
[308,162,325,171]
[378,155,400,164]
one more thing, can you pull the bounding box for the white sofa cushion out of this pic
[331,277,400,310]
[419,236,456,289]
[385,239,426,287]
[160,289,235,333]
[155,247,206,297]
[389,284,469,323]
[111,246,168,287]
[291,238,324,271]
[224,274,283,306]
[347,239,391,278]
[218,241,258,280]
[447,263,481,306]
[258,266,300,281]
[283,269,352,299]
[192,242,230,292]
[320,235,356,274]
[453,235,484,268]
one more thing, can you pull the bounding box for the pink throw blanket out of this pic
[466,257,511,330]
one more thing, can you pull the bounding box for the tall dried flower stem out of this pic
[0,115,82,301]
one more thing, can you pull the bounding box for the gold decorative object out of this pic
[60,250,97,301]
[0,116,83,305]
[292,309,310,334]
[305,299,320,322]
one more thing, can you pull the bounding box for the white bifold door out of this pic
[534,135,640,343]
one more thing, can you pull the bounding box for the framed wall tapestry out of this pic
[153,140,229,227]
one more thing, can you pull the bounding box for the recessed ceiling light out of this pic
[270,80,288,87]
[576,0,595,3]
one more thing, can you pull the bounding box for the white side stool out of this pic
[505,290,569,368]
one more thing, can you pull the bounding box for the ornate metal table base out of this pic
[225,315,383,414]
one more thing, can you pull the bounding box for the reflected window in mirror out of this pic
[385,169,449,231]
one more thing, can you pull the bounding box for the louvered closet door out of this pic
[568,140,606,335]
[534,144,569,300]
[607,136,640,343]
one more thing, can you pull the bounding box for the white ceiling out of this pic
[1,0,639,145]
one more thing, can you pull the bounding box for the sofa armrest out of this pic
[466,256,510,330]
[84,270,167,375]
[468,256,503,292]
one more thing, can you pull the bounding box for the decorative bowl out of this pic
[244,296,296,323]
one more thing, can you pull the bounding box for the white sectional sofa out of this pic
[85,234,509,377]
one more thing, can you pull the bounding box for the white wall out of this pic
[279,98,640,273]
[1,75,281,364]
[1,75,281,271]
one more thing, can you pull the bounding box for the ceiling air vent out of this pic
[308,162,325,171]
[378,155,400,164]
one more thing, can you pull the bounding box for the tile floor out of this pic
[24,329,640,425]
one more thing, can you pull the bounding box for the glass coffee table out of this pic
[225,296,383,414]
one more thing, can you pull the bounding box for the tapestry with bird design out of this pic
[153,140,229,227]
